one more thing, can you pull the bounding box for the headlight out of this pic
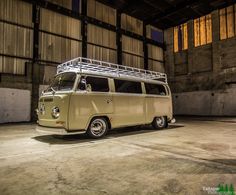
[51,107,60,119]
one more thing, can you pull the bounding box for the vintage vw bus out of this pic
[36,57,175,138]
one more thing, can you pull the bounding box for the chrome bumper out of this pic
[36,125,86,135]
[170,118,176,124]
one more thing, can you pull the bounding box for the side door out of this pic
[69,76,113,130]
[111,79,146,128]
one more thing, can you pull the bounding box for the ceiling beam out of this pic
[145,0,202,24]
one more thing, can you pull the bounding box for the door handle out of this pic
[106,99,112,104]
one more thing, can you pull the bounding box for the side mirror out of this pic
[86,84,92,92]
[79,78,86,91]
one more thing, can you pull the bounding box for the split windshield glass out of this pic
[45,72,76,92]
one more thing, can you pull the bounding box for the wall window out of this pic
[114,79,142,94]
[145,83,166,96]
[146,25,163,43]
[174,23,188,52]
[194,14,212,47]
[220,4,236,40]
[72,0,80,13]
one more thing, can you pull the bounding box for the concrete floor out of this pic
[0,118,235,195]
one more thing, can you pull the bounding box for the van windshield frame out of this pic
[45,72,76,92]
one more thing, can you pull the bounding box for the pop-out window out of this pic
[114,79,142,94]
[145,83,167,96]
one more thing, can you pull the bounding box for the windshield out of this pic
[45,72,76,92]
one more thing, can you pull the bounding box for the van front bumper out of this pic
[36,125,86,135]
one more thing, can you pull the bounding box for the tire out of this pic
[87,117,108,138]
[152,116,167,130]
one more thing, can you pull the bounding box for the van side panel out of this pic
[68,92,113,130]
[145,96,172,123]
[111,93,146,128]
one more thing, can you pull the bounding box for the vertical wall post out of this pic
[143,23,148,70]
[81,0,87,57]
[116,11,122,64]
[31,4,40,121]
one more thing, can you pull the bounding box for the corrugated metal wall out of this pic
[87,24,117,63]
[121,14,145,69]
[0,0,164,75]
[0,0,33,74]
[0,0,165,123]
[148,44,164,72]
[87,0,116,25]
[87,0,117,63]
[121,14,143,35]
[39,8,82,63]
[122,35,144,69]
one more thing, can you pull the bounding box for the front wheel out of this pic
[87,117,108,138]
[152,116,167,130]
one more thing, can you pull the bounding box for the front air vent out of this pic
[44,98,53,102]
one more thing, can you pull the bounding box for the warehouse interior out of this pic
[0,0,236,123]
[0,0,236,194]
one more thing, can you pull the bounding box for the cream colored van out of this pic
[36,58,175,138]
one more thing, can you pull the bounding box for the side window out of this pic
[145,83,167,96]
[114,79,142,94]
[78,76,109,92]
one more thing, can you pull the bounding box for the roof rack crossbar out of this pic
[57,57,167,83]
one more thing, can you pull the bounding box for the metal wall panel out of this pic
[122,35,144,68]
[0,0,33,27]
[0,56,26,75]
[121,14,143,35]
[1,22,33,58]
[39,32,82,63]
[148,44,163,61]
[87,24,116,49]
[148,44,164,72]
[40,8,82,63]
[148,60,164,72]
[0,0,32,75]
[122,35,143,55]
[87,0,116,25]
[40,8,81,40]
[87,24,117,63]
[87,44,117,63]
[122,53,144,69]
[0,22,33,74]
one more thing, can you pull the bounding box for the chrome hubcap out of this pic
[156,117,165,127]
[90,119,106,136]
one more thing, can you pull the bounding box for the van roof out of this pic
[57,57,168,84]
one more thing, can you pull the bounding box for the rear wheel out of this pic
[87,117,108,138]
[152,116,167,130]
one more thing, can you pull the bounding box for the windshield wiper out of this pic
[50,87,56,94]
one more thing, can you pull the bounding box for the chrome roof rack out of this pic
[57,57,167,83]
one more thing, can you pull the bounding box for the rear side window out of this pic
[114,79,142,94]
[145,83,167,96]
[79,76,109,92]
